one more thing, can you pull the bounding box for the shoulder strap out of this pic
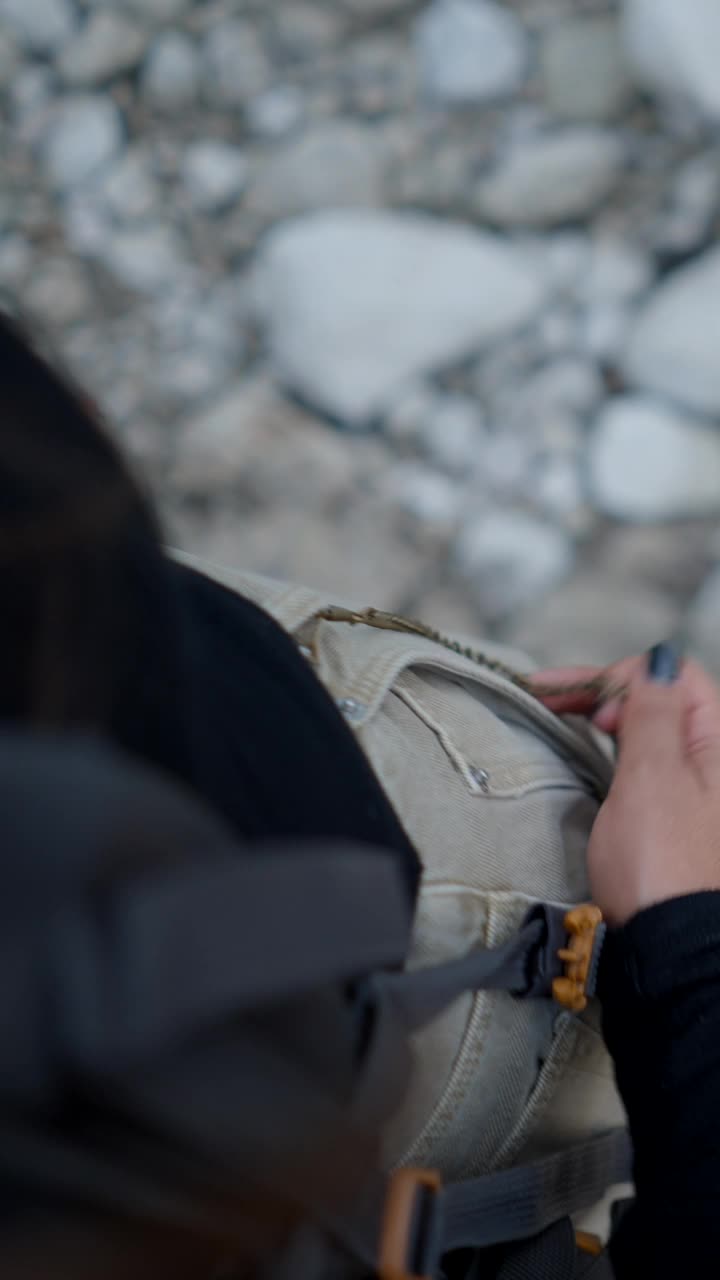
[319,1127,630,1277]
[1,845,412,1097]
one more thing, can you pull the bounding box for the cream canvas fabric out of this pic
[174,553,627,1186]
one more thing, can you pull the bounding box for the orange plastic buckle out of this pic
[378,1168,441,1280]
[576,1230,604,1257]
[552,904,604,1013]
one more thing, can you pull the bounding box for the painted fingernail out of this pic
[646,643,680,684]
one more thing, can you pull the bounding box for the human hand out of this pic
[532,647,720,926]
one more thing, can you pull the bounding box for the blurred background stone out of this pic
[589,398,720,522]
[256,211,547,425]
[475,130,626,227]
[2,0,720,666]
[623,247,720,416]
[540,14,633,123]
[623,0,720,122]
[414,0,528,105]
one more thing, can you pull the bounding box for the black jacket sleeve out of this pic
[600,891,720,1275]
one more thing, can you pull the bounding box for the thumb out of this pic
[617,644,686,776]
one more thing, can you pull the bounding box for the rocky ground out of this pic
[2,0,720,671]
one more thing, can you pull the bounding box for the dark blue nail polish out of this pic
[646,643,680,684]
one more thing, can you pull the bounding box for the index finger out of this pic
[529,657,642,718]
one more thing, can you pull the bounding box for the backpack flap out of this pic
[0,731,417,1274]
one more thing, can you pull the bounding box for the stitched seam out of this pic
[391,683,485,794]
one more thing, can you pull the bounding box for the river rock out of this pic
[420,394,486,474]
[42,95,124,189]
[541,15,633,122]
[589,396,720,521]
[58,11,145,85]
[0,235,32,288]
[475,130,625,227]
[62,192,111,256]
[246,121,386,218]
[653,152,720,256]
[173,377,360,501]
[256,211,548,426]
[24,254,92,325]
[95,146,159,222]
[414,0,528,105]
[535,455,584,520]
[623,0,720,121]
[580,238,654,305]
[246,85,305,138]
[9,65,54,144]
[520,358,605,419]
[340,0,410,14]
[580,301,631,362]
[508,575,679,666]
[172,497,427,612]
[381,463,463,532]
[102,225,186,295]
[121,0,190,20]
[454,511,573,618]
[271,2,343,59]
[0,30,18,87]
[201,19,270,107]
[142,31,199,108]
[181,141,249,212]
[623,246,720,415]
[0,0,75,54]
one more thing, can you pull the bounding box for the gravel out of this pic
[3,0,720,658]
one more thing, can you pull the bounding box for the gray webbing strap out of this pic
[375,918,546,1030]
[440,1128,632,1253]
[328,1128,631,1275]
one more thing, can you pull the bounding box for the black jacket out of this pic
[601,892,720,1276]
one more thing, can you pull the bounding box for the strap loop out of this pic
[379,1169,442,1280]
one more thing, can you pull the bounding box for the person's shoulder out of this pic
[172,558,295,649]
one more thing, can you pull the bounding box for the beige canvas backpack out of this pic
[175,553,627,1197]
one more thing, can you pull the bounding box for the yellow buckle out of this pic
[378,1168,441,1280]
[553,904,604,1013]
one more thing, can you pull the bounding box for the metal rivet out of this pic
[469,766,491,793]
[337,696,366,723]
